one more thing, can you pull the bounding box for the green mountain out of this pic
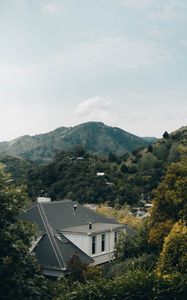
[0,125,186,206]
[24,125,186,204]
[0,122,149,163]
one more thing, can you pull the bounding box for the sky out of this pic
[0,0,186,141]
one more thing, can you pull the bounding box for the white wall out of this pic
[63,233,90,254]
[63,228,125,265]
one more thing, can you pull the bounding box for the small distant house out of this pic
[76,157,84,161]
[83,204,98,211]
[20,199,127,278]
[135,209,148,219]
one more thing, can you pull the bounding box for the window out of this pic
[92,236,96,254]
[114,231,118,244]
[101,234,105,252]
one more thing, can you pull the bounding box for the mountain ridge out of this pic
[0,122,150,163]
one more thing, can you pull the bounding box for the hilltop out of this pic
[0,125,186,206]
[0,122,149,163]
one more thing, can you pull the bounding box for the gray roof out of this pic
[20,199,122,277]
[20,199,97,277]
[21,199,118,232]
[20,199,134,277]
[39,199,117,230]
[61,223,125,235]
[33,232,93,272]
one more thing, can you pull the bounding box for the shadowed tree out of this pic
[0,165,48,300]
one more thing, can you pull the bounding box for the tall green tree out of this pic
[0,165,48,300]
[149,146,187,249]
[157,221,187,274]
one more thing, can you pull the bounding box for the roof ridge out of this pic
[38,203,66,271]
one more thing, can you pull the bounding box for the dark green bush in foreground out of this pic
[54,271,187,300]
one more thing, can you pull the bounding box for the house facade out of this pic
[20,199,127,277]
[62,222,125,265]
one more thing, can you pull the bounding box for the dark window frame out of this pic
[114,231,118,244]
[101,233,105,252]
[92,235,96,254]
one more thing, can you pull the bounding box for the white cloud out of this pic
[75,97,118,125]
[42,1,62,14]
[120,0,155,11]
[55,36,173,73]
[75,97,110,115]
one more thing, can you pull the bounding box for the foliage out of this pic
[148,219,174,249]
[102,253,158,279]
[157,221,187,274]
[53,270,187,300]
[67,253,87,283]
[1,127,186,209]
[147,144,153,152]
[0,165,48,300]
[0,155,33,186]
[148,145,187,249]
[120,163,128,173]
[163,131,170,139]
[0,122,148,163]
[115,232,138,260]
[115,221,151,261]
[84,265,103,281]
[26,151,143,206]
[96,204,142,229]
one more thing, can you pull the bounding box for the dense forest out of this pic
[0,126,186,299]
[1,126,186,208]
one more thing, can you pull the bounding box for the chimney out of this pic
[89,222,92,230]
[73,204,77,212]
[37,197,51,203]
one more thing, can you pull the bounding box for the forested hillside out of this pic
[0,122,148,163]
[26,149,142,205]
[0,126,186,208]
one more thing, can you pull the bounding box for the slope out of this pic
[0,122,148,163]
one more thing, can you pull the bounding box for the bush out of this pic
[54,271,187,300]
[157,221,187,274]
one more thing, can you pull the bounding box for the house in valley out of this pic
[20,198,127,278]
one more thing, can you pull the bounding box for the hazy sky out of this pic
[0,0,186,141]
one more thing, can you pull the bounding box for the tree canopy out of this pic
[148,146,187,249]
[0,165,48,300]
[157,221,187,274]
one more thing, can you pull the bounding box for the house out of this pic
[135,209,148,219]
[20,198,127,278]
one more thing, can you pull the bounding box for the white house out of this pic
[20,199,129,277]
[61,221,125,265]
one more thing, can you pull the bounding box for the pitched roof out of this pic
[33,232,93,276]
[22,199,117,232]
[20,199,130,277]
[20,199,96,277]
